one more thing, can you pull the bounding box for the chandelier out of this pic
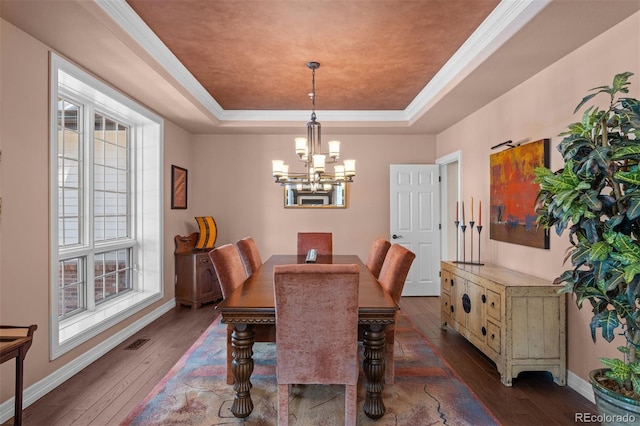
[271,62,355,192]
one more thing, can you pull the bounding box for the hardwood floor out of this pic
[13,297,594,425]
[400,297,596,425]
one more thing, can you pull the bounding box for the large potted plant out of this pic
[534,72,640,422]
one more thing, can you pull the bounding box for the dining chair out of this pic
[377,243,416,384]
[208,244,249,385]
[208,244,247,299]
[364,238,391,279]
[236,237,263,277]
[297,232,333,256]
[274,264,360,426]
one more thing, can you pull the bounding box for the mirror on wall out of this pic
[283,184,347,208]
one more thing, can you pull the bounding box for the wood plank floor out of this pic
[12,297,595,425]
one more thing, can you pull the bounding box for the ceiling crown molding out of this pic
[405,0,550,124]
[97,0,548,129]
[96,0,225,118]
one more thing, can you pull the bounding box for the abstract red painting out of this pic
[489,139,549,249]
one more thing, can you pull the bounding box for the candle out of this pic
[461,201,465,224]
[471,197,474,222]
[479,201,482,226]
[456,201,459,222]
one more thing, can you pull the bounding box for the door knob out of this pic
[392,234,403,239]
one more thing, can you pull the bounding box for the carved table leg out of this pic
[363,324,386,419]
[230,324,255,418]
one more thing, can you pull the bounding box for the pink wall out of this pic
[436,12,640,382]
[189,134,436,261]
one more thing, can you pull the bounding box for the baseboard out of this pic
[568,369,595,404]
[0,299,176,424]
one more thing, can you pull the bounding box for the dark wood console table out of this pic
[174,233,222,308]
[0,325,37,425]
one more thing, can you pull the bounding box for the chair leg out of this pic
[278,383,289,426]
[385,325,395,384]
[344,384,357,426]
[226,325,234,385]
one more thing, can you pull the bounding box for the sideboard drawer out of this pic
[487,321,501,354]
[486,289,501,322]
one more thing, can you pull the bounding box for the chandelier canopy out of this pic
[272,62,355,192]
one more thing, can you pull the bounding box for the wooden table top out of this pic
[0,325,37,363]
[216,255,399,325]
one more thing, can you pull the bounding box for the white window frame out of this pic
[49,53,164,359]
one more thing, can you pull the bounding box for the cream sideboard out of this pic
[440,261,566,386]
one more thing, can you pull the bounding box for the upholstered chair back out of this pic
[236,237,263,277]
[297,232,333,256]
[365,238,391,279]
[377,244,416,303]
[274,263,359,425]
[208,244,247,299]
[376,243,415,385]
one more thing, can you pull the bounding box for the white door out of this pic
[390,164,441,296]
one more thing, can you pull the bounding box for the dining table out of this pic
[216,254,399,420]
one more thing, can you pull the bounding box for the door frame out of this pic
[436,150,462,262]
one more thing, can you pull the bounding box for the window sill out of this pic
[59,290,160,345]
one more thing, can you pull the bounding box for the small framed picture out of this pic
[171,165,188,209]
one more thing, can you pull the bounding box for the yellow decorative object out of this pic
[195,216,217,249]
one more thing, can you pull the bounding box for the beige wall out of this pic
[2,3,639,409]
[0,20,194,402]
[0,18,436,404]
[436,12,640,382]
[189,134,436,261]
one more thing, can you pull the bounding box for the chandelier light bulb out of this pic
[295,137,308,158]
[272,160,284,177]
[344,159,356,177]
[313,154,326,173]
[328,140,341,159]
[334,164,345,180]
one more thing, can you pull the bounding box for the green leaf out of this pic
[624,263,640,284]
[631,374,640,395]
[615,170,640,186]
[600,357,628,372]
[612,144,640,161]
[589,241,611,262]
[612,72,634,94]
[574,93,598,114]
[591,311,619,342]
[626,196,640,220]
[605,271,626,292]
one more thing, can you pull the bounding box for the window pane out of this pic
[105,118,117,144]
[62,101,79,131]
[94,114,104,140]
[94,138,105,165]
[117,124,128,147]
[104,166,117,191]
[94,216,105,241]
[94,164,104,191]
[117,169,127,192]
[58,257,85,318]
[94,249,131,305]
[61,159,80,188]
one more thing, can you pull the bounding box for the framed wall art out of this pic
[171,165,188,209]
[489,138,549,249]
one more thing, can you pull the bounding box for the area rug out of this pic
[121,314,499,425]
